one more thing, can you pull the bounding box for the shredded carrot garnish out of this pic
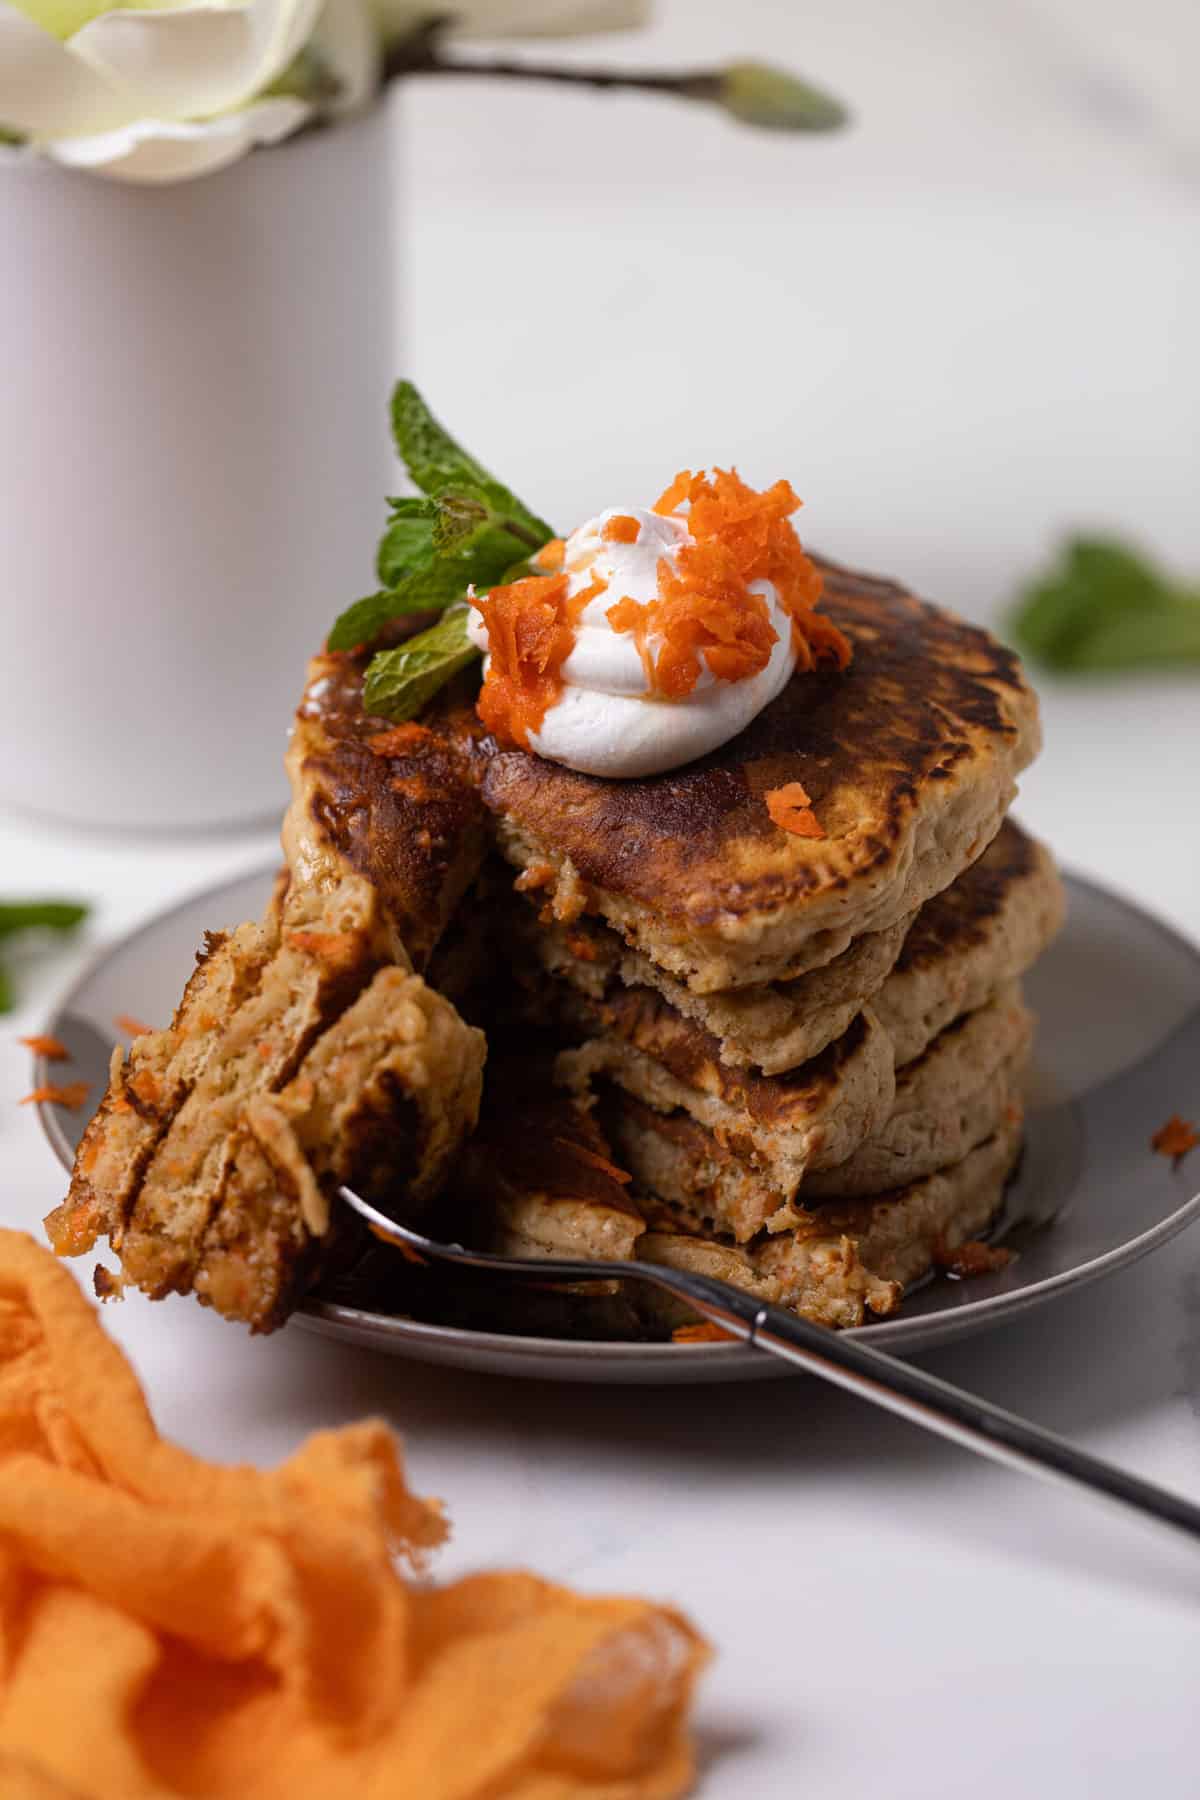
[114,1015,152,1039]
[934,1239,1013,1278]
[1151,1115,1199,1166]
[603,514,641,544]
[765,782,825,839]
[368,723,434,758]
[535,537,566,572]
[672,1321,736,1345]
[615,468,851,699]
[368,1222,428,1264]
[19,1035,68,1062]
[285,929,362,966]
[514,862,556,893]
[552,1137,632,1185]
[473,573,575,750]
[21,1082,91,1111]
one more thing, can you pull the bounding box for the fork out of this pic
[339,1184,1200,1545]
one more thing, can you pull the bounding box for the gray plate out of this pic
[36,864,1200,1383]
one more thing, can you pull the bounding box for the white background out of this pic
[3,1,1200,1793]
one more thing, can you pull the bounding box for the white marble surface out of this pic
[4,0,1200,1792]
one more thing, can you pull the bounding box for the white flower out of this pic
[0,0,646,184]
[0,0,379,182]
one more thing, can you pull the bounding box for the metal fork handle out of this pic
[631,1261,1200,1544]
[340,1189,1200,1545]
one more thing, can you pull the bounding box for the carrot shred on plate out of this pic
[1151,1115,1199,1167]
[672,1321,737,1345]
[114,1014,152,1038]
[18,1035,68,1061]
[21,1082,91,1111]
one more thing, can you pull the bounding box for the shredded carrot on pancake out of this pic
[473,573,576,749]
[621,467,851,699]
[19,1035,68,1061]
[475,468,851,750]
[765,781,825,839]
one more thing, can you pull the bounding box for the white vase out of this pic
[0,104,396,831]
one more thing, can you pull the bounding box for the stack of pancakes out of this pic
[51,560,1062,1335]
[468,563,1063,1328]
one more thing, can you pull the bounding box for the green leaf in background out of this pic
[363,605,480,722]
[0,900,88,939]
[391,381,556,546]
[712,61,849,132]
[1009,537,1200,674]
[0,898,88,1015]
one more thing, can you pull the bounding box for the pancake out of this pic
[457,1069,645,1266]
[872,819,1064,1066]
[193,969,486,1330]
[509,817,1060,1077]
[503,876,914,1075]
[50,647,490,1322]
[475,561,1041,993]
[803,983,1033,1197]
[635,1116,1023,1331]
[559,993,897,1240]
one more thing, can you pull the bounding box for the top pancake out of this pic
[476,560,1041,993]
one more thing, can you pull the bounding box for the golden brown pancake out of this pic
[474,561,1041,992]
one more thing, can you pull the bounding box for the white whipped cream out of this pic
[467,504,797,778]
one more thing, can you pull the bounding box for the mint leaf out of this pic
[432,493,489,553]
[363,605,481,722]
[330,522,534,652]
[391,381,555,545]
[0,897,88,1015]
[0,900,88,939]
[1009,537,1200,673]
[376,496,440,587]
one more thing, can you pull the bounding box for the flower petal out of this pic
[45,91,309,180]
[0,0,132,136]
[68,0,324,124]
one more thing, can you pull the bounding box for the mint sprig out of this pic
[1009,538,1200,673]
[363,605,480,722]
[0,899,89,1016]
[327,384,558,719]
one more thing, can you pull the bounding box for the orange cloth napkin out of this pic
[0,1232,707,1799]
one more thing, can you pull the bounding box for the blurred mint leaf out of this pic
[707,61,847,132]
[0,900,88,939]
[363,605,480,722]
[0,897,88,1015]
[1009,537,1200,674]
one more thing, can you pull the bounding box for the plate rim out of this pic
[33,857,1200,1368]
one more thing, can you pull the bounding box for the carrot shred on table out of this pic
[1151,1115,1199,1167]
[20,1082,91,1111]
[764,781,825,839]
[114,1014,152,1039]
[672,1321,737,1345]
[18,1035,68,1062]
